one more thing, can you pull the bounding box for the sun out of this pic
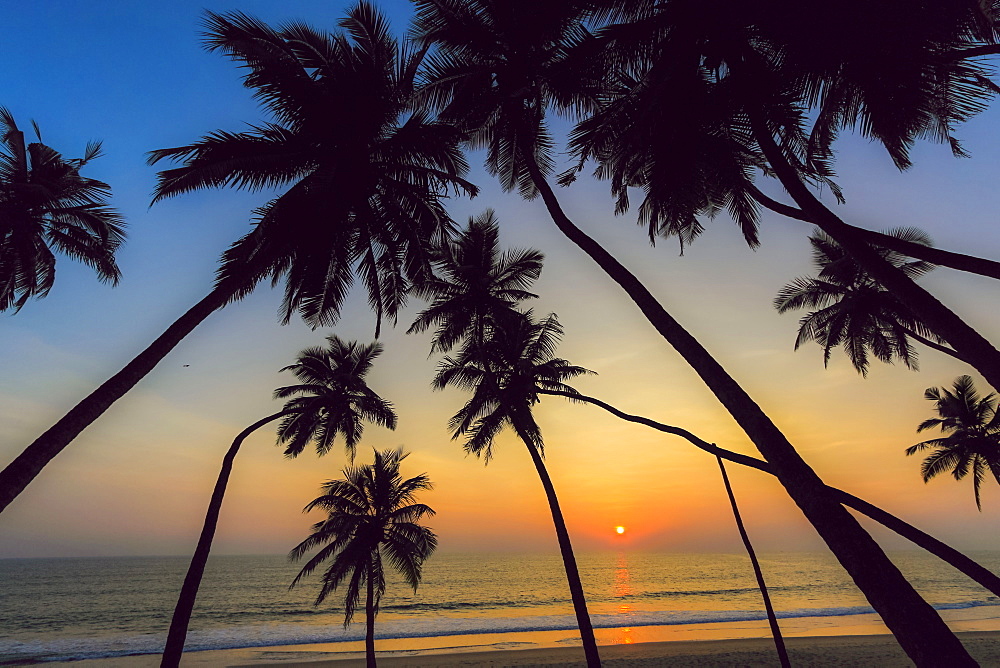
[615,526,626,535]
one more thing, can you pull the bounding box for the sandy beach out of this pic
[38,605,1000,667]
[33,631,1000,667]
[231,633,1000,667]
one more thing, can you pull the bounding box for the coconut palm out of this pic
[907,375,1000,510]
[433,310,600,666]
[407,209,543,353]
[775,229,964,375]
[411,4,971,662]
[161,335,396,667]
[0,107,125,312]
[0,3,473,513]
[290,447,437,668]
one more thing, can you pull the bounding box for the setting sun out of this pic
[615,526,626,535]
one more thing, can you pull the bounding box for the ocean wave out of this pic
[3,599,997,664]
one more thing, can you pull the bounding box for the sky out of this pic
[1,1,1000,560]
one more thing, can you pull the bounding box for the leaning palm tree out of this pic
[410,3,970,662]
[161,335,396,667]
[774,229,964,375]
[907,375,1000,510]
[290,447,437,668]
[407,209,543,353]
[578,1,1000,393]
[434,311,600,666]
[0,107,125,312]
[0,3,474,513]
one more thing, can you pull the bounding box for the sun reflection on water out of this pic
[612,551,635,644]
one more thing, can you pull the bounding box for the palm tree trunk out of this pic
[0,285,234,514]
[538,388,1000,598]
[752,118,1000,394]
[160,409,295,668]
[749,188,1000,282]
[520,154,976,665]
[716,455,790,668]
[366,562,377,668]
[511,421,601,668]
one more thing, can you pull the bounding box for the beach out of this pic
[34,632,1000,667]
[35,605,1000,667]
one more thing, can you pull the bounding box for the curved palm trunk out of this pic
[539,388,1000,598]
[750,188,1000,282]
[521,155,975,665]
[752,120,1000,394]
[512,422,601,667]
[160,409,295,668]
[0,285,234,514]
[716,455,790,668]
[366,561,377,668]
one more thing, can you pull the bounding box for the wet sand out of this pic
[39,606,1000,667]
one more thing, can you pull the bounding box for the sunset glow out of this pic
[0,0,998,568]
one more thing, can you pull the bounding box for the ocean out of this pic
[2,551,999,664]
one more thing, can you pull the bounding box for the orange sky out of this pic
[2,1,1000,560]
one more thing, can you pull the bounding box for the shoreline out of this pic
[36,606,1000,667]
[34,632,1000,667]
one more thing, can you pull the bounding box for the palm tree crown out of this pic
[411,0,600,198]
[289,447,437,625]
[434,310,591,459]
[148,3,476,329]
[907,375,1000,510]
[774,229,949,375]
[274,334,397,460]
[408,209,543,353]
[572,1,998,246]
[0,107,125,312]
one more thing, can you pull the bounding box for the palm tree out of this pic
[411,4,972,662]
[576,1,1000,393]
[0,107,125,312]
[433,310,601,666]
[907,375,1000,510]
[0,3,474,513]
[407,209,543,353]
[774,229,964,375]
[161,335,396,667]
[290,447,437,668]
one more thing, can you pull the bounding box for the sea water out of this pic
[1,551,999,664]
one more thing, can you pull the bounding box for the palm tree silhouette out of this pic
[907,375,1000,510]
[290,447,437,668]
[775,229,964,375]
[0,3,473,513]
[407,209,543,354]
[0,107,125,312]
[410,3,968,662]
[161,335,396,667]
[434,311,601,666]
[577,2,1000,395]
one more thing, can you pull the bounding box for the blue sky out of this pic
[2,1,1000,559]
